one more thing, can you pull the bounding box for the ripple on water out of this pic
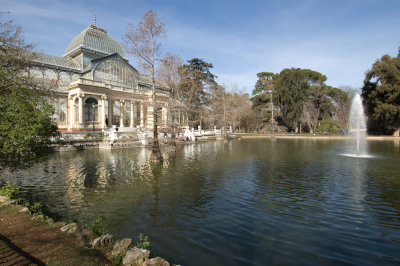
[2,139,400,265]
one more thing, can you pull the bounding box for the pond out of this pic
[2,139,400,265]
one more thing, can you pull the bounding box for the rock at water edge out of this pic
[122,247,150,266]
[112,238,132,256]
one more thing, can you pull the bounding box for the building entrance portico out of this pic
[66,79,156,131]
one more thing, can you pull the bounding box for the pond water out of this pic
[2,139,400,265]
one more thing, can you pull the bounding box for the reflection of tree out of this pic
[149,164,162,224]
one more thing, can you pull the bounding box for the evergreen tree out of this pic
[362,49,400,135]
[274,68,327,132]
[251,72,276,131]
[178,58,217,128]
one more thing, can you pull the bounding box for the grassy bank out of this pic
[0,203,109,265]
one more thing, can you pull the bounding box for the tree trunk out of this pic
[150,113,163,163]
[149,39,163,163]
[169,112,177,147]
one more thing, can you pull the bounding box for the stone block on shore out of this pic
[91,234,114,248]
[19,206,30,213]
[112,238,132,256]
[144,257,170,266]
[31,214,45,221]
[60,223,78,234]
[0,195,9,203]
[76,228,95,241]
[122,247,150,265]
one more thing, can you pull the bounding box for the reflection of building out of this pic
[29,23,181,131]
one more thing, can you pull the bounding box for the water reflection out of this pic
[1,139,400,265]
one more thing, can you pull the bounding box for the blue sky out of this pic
[1,0,400,94]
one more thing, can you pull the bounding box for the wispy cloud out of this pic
[1,0,399,94]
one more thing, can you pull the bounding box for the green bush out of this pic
[84,133,104,140]
[0,182,20,200]
[96,133,105,140]
[90,217,108,236]
[136,233,152,252]
[30,202,42,214]
[23,201,43,214]
[84,133,94,140]
[315,121,340,134]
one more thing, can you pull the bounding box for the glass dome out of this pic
[64,25,126,58]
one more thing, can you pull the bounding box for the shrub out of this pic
[30,202,42,214]
[90,217,108,236]
[96,132,105,140]
[136,233,152,252]
[84,133,94,140]
[315,120,340,134]
[23,201,43,214]
[0,182,20,200]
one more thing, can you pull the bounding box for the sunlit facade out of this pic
[28,23,176,131]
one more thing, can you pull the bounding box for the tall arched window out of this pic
[84,98,98,122]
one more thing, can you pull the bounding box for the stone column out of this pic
[130,101,135,128]
[100,96,106,128]
[162,107,167,127]
[119,100,125,128]
[68,95,74,129]
[147,104,154,130]
[78,93,84,124]
[108,100,113,127]
[140,102,144,128]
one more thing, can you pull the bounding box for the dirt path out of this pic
[0,204,108,265]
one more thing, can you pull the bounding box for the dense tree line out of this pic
[251,68,350,134]
[158,60,353,134]
[164,50,400,136]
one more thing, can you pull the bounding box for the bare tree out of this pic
[334,86,354,132]
[156,53,184,141]
[301,101,319,133]
[124,10,166,163]
[225,87,255,133]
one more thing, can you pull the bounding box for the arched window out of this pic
[84,98,98,122]
[94,59,137,87]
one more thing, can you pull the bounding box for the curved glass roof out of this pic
[64,25,126,58]
[34,52,80,70]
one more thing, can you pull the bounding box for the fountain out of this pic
[342,94,371,158]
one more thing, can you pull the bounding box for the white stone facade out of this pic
[29,24,172,132]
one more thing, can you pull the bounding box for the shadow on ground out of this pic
[0,234,45,266]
